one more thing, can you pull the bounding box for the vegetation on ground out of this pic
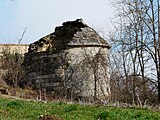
[0,97,160,120]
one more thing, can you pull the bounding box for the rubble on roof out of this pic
[28,19,110,53]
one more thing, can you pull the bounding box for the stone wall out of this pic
[64,47,110,99]
[0,44,28,55]
[0,44,28,68]
[24,51,66,96]
[24,19,111,100]
[24,47,110,99]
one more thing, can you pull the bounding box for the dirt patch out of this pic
[39,114,63,120]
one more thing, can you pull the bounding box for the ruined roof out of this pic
[28,19,111,53]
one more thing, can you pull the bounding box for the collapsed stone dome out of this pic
[24,19,111,100]
[28,19,110,53]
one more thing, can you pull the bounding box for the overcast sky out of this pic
[0,0,115,44]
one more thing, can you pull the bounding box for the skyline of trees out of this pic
[109,0,160,103]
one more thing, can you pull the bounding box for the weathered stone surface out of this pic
[24,19,111,100]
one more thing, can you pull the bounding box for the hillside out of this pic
[0,95,160,120]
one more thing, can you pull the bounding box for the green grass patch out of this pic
[0,97,159,120]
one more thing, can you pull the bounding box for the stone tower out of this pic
[24,19,111,100]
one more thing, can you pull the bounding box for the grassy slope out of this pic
[0,97,160,120]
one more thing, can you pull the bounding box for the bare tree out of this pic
[109,0,160,103]
[1,48,25,88]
